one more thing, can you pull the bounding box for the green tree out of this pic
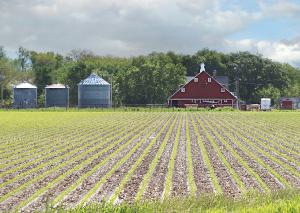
[18,47,32,72]
[30,51,63,106]
[256,84,281,105]
[0,58,16,106]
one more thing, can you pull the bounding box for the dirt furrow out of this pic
[55,137,143,209]
[188,116,214,195]
[21,116,167,212]
[171,115,188,197]
[89,125,168,204]
[0,131,139,211]
[192,116,240,197]
[222,119,300,168]
[210,126,284,191]
[0,128,132,198]
[236,134,300,188]
[215,118,300,188]
[200,117,261,191]
[0,123,116,172]
[116,120,174,203]
[141,118,179,200]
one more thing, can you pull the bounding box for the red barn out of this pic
[168,70,237,108]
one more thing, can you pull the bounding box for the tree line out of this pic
[0,46,299,106]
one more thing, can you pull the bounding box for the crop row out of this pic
[0,111,299,212]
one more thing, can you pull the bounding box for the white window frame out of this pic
[208,78,211,82]
[221,88,225,93]
[194,78,198,82]
[181,88,185,93]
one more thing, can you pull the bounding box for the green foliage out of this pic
[0,46,5,59]
[256,84,281,105]
[30,51,64,95]
[38,93,45,107]
[46,189,300,213]
[0,47,300,106]
[17,46,32,72]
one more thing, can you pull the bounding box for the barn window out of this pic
[208,78,211,82]
[221,88,225,92]
[181,88,185,93]
[194,78,198,82]
[224,100,227,103]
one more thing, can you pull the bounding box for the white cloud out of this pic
[258,0,300,17]
[224,38,300,66]
[0,0,299,66]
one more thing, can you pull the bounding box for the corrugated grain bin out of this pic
[78,73,111,108]
[45,84,69,108]
[13,83,37,108]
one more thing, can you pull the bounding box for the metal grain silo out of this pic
[78,73,111,108]
[13,83,37,108]
[45,84,69,108]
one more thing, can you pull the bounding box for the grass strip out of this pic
[48,188,300,213]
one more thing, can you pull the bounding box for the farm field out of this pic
[0,111,299,212]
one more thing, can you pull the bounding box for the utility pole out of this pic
[0,84,3,108]
[234,66,239,109]
[235,78,239,109]
[0,73,4,108]
[110,74,113,108]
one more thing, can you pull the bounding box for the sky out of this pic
[1,0,300,67]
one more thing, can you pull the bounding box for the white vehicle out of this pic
[261,98,271,111]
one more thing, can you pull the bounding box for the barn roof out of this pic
[78,73,110,86]
[45,84,69,89]
[215,76,229,89]
[186,76,194,83]
[169,71,236,100]
[14,82,37,89]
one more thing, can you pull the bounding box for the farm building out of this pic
[279,97,300,110]
[45,84,69,108]
[13,82,37,108]
[78,73,111,108]
[168,66,237,108]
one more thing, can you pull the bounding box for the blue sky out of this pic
[0,0,300,67]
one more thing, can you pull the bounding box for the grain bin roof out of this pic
[78,73,110,86]
[14,82,37,89]
[45,84,69,89]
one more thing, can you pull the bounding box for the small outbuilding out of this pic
[279,97,300,110]
[45,84,69,108]
[261,98,271,111]
[78,73,111,108]
[13,82,37,108]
